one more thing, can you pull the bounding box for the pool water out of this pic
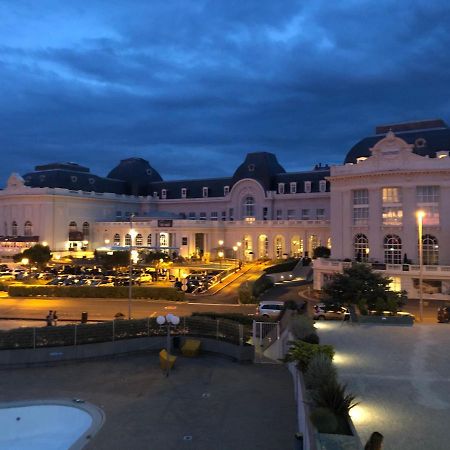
[0,403,99,450]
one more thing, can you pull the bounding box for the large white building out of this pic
[2,118,450,300]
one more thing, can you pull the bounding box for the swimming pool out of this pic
[0,399,104,450]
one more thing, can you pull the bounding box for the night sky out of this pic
[1,1,449,184]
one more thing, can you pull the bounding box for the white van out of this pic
[256,301,285,318]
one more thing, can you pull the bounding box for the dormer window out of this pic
[224,186,230,196]
[248,164,255,172]
[278,183,285,194]
[153,191,158,199]
[304,181,311,193]
[319,180,326,192]
[290,182,297,194]
[181,188,187,198]
[202,187,209,198]
[161,189,167,199]
[71,176,77,183]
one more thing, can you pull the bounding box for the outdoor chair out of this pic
[181,339,201,357]
[159,349,177,370]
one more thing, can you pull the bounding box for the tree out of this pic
[322,263,407,313]
[13,244,52,268]
[94,250,130,268]
[313,246,331,259]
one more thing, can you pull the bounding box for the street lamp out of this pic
[128,214,137,320]
[236,241,242,267]
[156,314,180,377]
[218,250,224,268]
[233,245,238,269]
[417,210,425,322]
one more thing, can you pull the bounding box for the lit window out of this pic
[136,234,143,246]
[389,277,402,292]
[125,234,132,246]
[382,187,402,203]
[304,181,311,193]
[384,235,402,264]
[290,182,297,194]
[354,234,369,262]
[147,234,152,246]
[114,233,121,245]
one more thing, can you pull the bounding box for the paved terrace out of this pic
[317,322,450,450]
[0,353,296,450]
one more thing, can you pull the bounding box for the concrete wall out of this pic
[0,336,254,367]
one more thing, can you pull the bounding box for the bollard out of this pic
[81,311,88,324]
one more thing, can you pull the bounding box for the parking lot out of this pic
[317,321,450,450]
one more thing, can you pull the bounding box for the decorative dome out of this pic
[107,158,163,183]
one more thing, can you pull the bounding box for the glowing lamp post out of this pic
[417,210,425,322]
[233,245,238,269]
[157,314,180,376]
[236,241,242,266]
[128,214,137,320]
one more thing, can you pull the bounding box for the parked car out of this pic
[437,306,450,323]
[256,301,285,318]
[313,303,349,321]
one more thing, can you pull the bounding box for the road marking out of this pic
[187,302,246,307]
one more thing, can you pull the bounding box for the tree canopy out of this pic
[322,263,406,313]
[13,244,52,267]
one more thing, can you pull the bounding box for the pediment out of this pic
[7,173,25,189]
[370,131,414,158]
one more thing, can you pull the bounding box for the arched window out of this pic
[136,234,143,246]
[243,196,255,218]
[258,235,269,258]
[11,221,18,237]
[125,234,132,246]
[422,234,439,265]
[147,234,152,246]
[354,234,369,262]
[113,233,121,245]
[274,235,284,259]
[69,221,77,231]
[82,222,90,238]
[291,236,302,257]
[384,235,402,264]
[24,221,32,237]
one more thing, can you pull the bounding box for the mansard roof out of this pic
[150,177,232,199]
[23,165,127,194]
[345,119,450,164]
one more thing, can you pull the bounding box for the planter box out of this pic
[316,432,362,450]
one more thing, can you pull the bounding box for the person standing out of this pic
[46,310,53,327]
[52,310,58,326]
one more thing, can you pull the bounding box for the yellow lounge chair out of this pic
[181,339,201,357]
[159,349,177,370]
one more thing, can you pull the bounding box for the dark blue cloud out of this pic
[0,0,449,183]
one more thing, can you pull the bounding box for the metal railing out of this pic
[0,316,250,351]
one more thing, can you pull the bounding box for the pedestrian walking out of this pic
[52,310,58,326]
[46,310,53,327]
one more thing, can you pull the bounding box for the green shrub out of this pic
[291,315,315,340]
[8,285,185,301]
[310,381,359,418]
[264,259,299,274]
[238,282,257,304]
[304,353,337,391]
[284,340,334,371]
[309,407,338,434]
[252,274,274,297]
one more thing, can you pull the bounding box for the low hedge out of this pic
[8,285,185,301]
[252,274,274,297]
[264,258,300,274]
[191,312,255,326]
